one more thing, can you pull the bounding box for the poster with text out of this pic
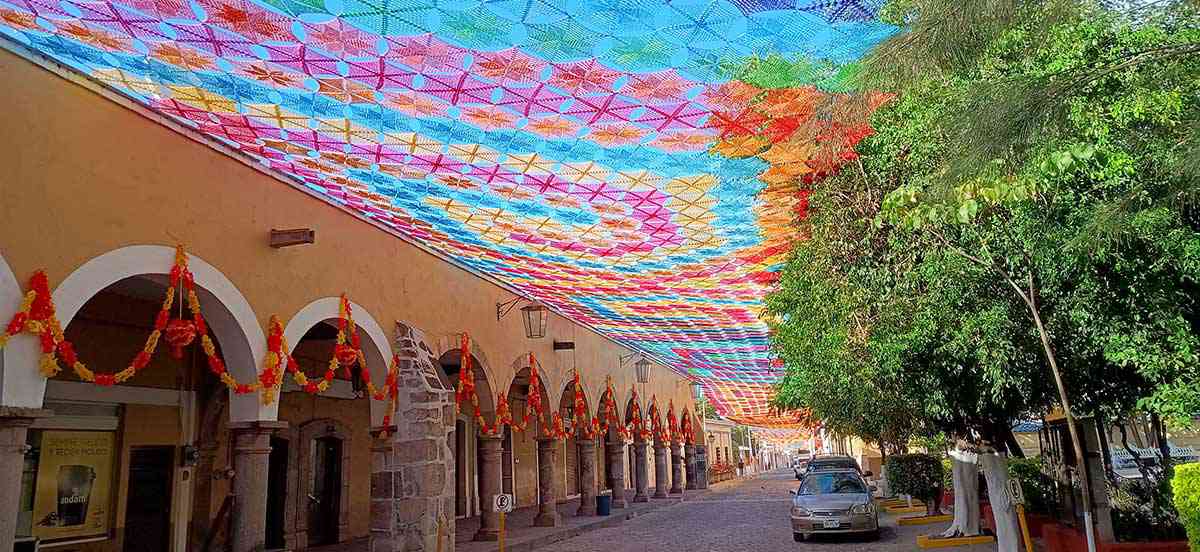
[32,431,115,540]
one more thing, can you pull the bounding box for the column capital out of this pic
[369,424,397,439]
[477,431,505,442]
[0,406,53,426]
[229,420,287,433]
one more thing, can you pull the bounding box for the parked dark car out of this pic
[807,455,864,475]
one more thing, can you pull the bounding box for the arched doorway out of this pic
[33,256,257,552]
[274,298,392,550]
[438,348,495,519]
[557,382,590,498]
[503,366,549,508]
[595,389,620,492]
[624,396,646,499]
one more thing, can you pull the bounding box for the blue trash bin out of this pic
[596,493,612,516]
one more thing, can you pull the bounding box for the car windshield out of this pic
[799,473,867,495]
[812,460,855,471]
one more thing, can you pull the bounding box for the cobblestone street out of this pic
[537,470,997,552]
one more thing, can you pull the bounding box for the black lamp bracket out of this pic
[496,297,523,321]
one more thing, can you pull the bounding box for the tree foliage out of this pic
[767,0,1200,457]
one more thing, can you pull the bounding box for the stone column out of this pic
[606,439,627,508]
[576,438,598,516]
[670,442,684,494]
[695,445,709,489]
[632,440,649,502]
[652,440,669,498]
[0,407,52,552]
[534,437,561,527]
[684,443,697,490]
[474,433,504,541]
[229,420,287,552]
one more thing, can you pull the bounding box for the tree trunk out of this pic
[1151,414,1171,466]
[1127,416,1146,448]
[982,452,1022,552]
[941,447,981,538]
[1095,414,1114,481]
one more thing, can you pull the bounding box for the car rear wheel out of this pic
[793,532,806,542]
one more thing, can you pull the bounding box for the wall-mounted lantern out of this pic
[497,297,549,339]
[619,352,652,384]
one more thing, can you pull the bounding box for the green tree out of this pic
[768,3,1200,548]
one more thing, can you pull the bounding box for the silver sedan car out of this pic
[789,469,879,541]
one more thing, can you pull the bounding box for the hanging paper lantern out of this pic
[335,343,359,366]
[164,318,196,359]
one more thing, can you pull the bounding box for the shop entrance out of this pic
[123,446,173,552]
[265,436,288,550]
[308,436,342,547]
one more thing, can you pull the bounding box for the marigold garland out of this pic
[680,412,696,444]
[666,400,679,444]
[0,246,406,410]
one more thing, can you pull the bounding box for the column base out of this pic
[612,497,628,509]
[652,490,669,499]
[669,487,682,494]
[576,503,596,517]
[632,494,649,503]
[533,511,561,527]
[473,528,500,542]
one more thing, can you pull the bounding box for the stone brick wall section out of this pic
[372,322,454,552]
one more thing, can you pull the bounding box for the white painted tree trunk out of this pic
[940,448,980,537]
[981,452,1022,552]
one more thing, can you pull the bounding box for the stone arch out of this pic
[283,297,394,426]
[437,348,496,419]
[51,245,268,421]
[624,396,643,432]
[431,333,499,405]
[0,249,40,407]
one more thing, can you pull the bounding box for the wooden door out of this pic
[123,447,173,552]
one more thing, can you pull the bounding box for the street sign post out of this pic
[493,494,513,552]
[492,493,514,513]
[1007,480,1033,552]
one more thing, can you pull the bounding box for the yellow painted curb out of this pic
[881,499,924,507]
[885,505,927,514]
[916,534,996,549]
[898,514,953,526]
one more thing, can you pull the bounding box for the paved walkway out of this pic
[535,470,999,552]
[309,471,1003,551]
[455,492,687,552]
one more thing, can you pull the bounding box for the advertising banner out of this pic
[32,431,115,540]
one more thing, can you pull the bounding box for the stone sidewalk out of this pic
[454,491,696,552]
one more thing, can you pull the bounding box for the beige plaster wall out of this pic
[0,46,698,423]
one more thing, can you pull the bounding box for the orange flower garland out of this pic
[627,387,652,441]
[0,271,61,378]
[680,412,695,444]
[648,396,669,443]
[666,400,679,443]
[593,379,632,441]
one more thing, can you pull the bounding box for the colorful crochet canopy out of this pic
[0,0,895,427]
[753,427,814,447]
